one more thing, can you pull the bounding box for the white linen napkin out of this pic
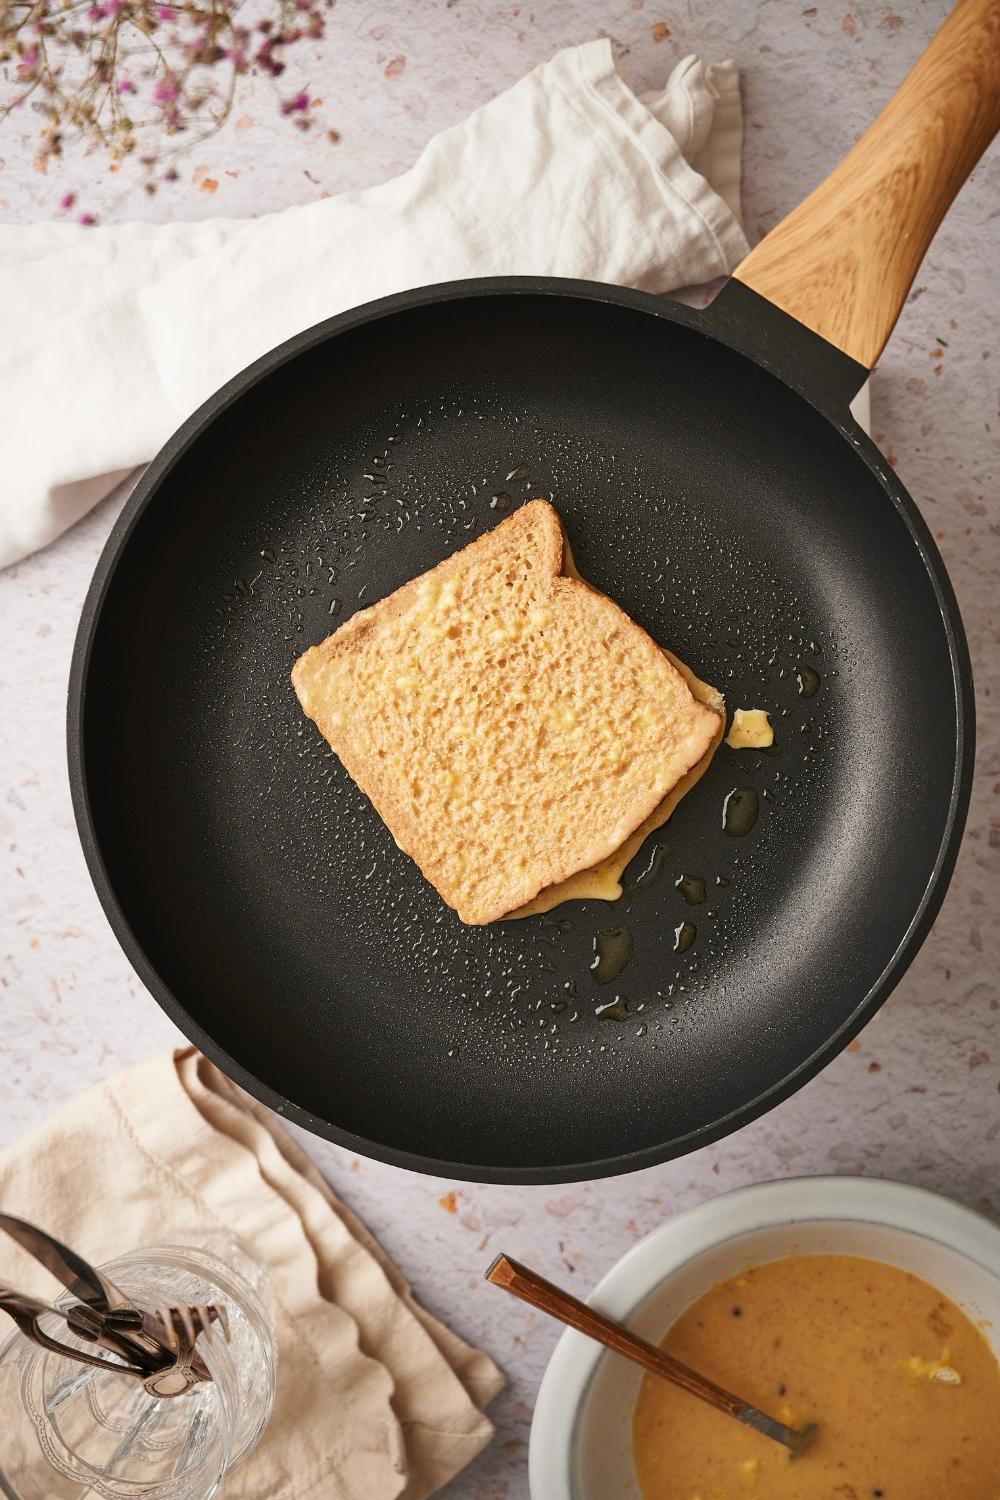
[0,42,747,570]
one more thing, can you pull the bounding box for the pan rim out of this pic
[66,275,975,1184]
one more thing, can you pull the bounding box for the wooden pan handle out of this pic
[734,0,1000,369]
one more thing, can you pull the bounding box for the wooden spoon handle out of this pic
[734,0,1000,369]
[486,1253,744,1419]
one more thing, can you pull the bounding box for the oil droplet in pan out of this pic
[596,995,631,1021]
[722,788,759,836]
[675,875,707,905]
[796,665,821,698]
[673,921,696,954]
[591,927,634,984]
[632,844,668,889]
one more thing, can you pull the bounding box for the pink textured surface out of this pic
[1,5,998,1498]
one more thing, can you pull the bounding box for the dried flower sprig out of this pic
[0,0,335,208]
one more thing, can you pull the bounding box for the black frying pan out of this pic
[69,2,996,1182]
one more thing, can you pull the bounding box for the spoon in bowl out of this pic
[486,1253,818,1460]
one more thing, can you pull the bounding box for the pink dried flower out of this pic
[4,0,335,208]
[78,212,97,226]
[254,37,285,77]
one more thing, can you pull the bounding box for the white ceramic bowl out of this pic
[529,1176,1000,1500]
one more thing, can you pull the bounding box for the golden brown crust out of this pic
[292,500,721,924]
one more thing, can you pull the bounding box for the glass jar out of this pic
[0,1233,276,1500]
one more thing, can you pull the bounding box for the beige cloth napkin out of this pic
[0,1048,502,1499]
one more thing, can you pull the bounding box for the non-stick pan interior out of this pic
[77,290,964,1179]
